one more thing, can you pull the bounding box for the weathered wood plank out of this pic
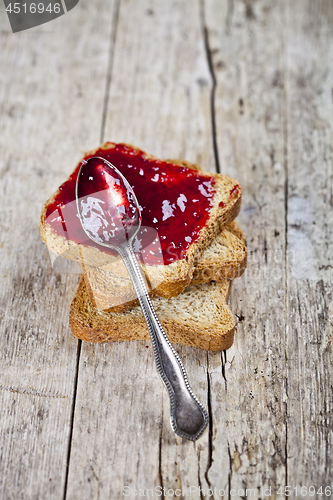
[104,0,215,169]
[204,0,288,494]
[284,0,333,489]
[1,0,331,497]
[0,1,118,498]
[65,0,216,498]
[205,0,333,496]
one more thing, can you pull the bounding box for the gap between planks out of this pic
[62,2,122,499]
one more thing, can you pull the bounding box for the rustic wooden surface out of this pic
[0,1,332,499]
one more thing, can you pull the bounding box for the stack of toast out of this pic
[40,143,247,351]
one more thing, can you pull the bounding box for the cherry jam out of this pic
[46,143,216,265]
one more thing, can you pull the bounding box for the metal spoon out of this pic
[76,156,208,441]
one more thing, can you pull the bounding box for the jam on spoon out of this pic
[76,157,208,441]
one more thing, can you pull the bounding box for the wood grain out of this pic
[0,0,332,498]
[204,0,288,493]
[0,0,118,498]
[284,0,333,488]
[65,1,215,498]
[204,0,333,495]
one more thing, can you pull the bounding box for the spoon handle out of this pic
[118,243,208,441]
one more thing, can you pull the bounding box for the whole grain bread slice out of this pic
[40,142,242,302]
[70,275,235,351]
[191,220,247,285]
[83,220,247,312]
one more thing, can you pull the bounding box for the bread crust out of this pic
[191,221,247,285]
[83,221,247,311]
[69,276,235,351]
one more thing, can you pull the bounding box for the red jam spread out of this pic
[45,143,216,265]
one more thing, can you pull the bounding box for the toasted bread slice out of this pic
[40,143,241,300]
[70,275,235,351]
[83,220,247,312]
[191,221,247,285]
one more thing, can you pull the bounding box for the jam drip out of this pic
[46,144,216,265]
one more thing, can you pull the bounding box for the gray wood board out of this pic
[0,0,119,499]
[206,0,333,495]
[205,0,288,493]
[0,0,332,498]
[284,0,333,488]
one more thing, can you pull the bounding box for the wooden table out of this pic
[1,1,332,498]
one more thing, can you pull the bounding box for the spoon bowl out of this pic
[76,157,141,248]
